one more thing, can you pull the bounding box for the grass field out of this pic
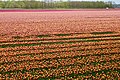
[0,9,120,79]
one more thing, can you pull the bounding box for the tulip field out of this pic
[0,9,120,79]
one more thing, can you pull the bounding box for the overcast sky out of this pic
[52,0,119,4]
[3,0,120,4]
[72,0,119,4]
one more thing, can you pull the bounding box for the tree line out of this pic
[0,0,113,9]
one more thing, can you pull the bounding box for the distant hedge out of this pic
[0,1,113,9]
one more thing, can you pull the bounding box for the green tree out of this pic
[0,0,113,9]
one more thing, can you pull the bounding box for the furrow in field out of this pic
[0,33,120,43]
[0,47,120,65]
[0,40,119,52]
[0,38,120,48]
[0,43,120,57]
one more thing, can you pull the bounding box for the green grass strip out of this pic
[12,36,22,39]
[91,31,115,35]
[37,35,51,38]
[1,34,120,43]
[0,41,120,53]
[1,38,120,48]
[55,33,71,36]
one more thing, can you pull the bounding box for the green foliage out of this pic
[0,1,2,8]
[0,0,113,9]
[0,1,5,8]
[91,31,115,35]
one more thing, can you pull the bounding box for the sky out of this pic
[52,0,119,4]
[73,0,120,4]
[2,0,120,4]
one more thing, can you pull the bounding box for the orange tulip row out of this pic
[0,59,119,79]
[0,11,120,79]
